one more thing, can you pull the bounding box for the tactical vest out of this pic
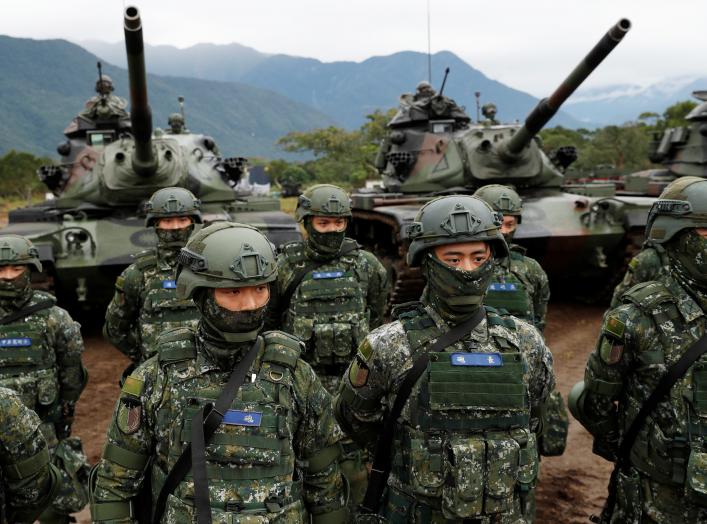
[621,281,707,504]
[147,329,305,520]
[484,252,533,323]
[390,304,537,519]
[134,251,200,362]
[0,292,60,445]
[283,240,370,369]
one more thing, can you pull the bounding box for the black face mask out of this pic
[0,270,32,306]
[196,289,265,344]
[156,224,194,250]
[422,253,495,324]
[305,219,345,257]
[668,229,707,295]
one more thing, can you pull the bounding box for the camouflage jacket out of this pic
[91,327,347,524]
[584,274,707,495]
[610,243,669,308]
[0,291,85,446]
[104,249,200,364]
[0,386,58,524]
[334,302,554,520]
[272,239,389,391]
[485,244,550,332]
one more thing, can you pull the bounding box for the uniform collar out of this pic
[424,303,489,342]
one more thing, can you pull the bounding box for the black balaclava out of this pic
[668,229,707,309]
[421,252,495,325]
[156,223,194,262]
[0,269,32,310]
[195,288,265,369]
[304,217,345,260]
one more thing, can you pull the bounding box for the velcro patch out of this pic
[349,358,370,388]
[605,316,626,339]
[115,276,125,291]
[223,410,262,427]
[600,337,624,365]
[121,376,144,398]
[312,271,344,279]
[117,402,142,435]
[162,279,177,289]
[451,352,503,367]
[0,338,32,347]
[488,283,518,292]
[357,339,374,362]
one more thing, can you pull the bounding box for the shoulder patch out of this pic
[604,315,626,339]
[599,336,624,365]
[357,338,374,362]
[115,275,126,291]
[121,375,144,399]
[349,357,369,388]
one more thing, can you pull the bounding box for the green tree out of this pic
[0,150,49,203]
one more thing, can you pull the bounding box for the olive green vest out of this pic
[283,240,370,369]
[148,329,305,520]
[0,292,60,445]
[390,304,537,519]
[484,251,533,323]
[134,251,200,362]
[621,281,707,504]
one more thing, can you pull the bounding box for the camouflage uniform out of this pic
[91,223,348,523]
[0,235,89,522]
[610,242,669,308]
[335,196,555,523]
[273,184,388,507]
[571,177,707,523]
[0,386,59,524]
[80,75,128,121]
[104,187,202,364]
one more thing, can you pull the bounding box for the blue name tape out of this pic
[488,283,517,292]
[162,280,177,289]
[450,352,503,367]
[222,410,263,427]
[0,338,32,348]
[312,271,344,280]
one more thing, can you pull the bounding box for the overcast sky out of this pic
[2,0,703,97]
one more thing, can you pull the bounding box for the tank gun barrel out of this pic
[504,18,631,157]
[124,6,157,176]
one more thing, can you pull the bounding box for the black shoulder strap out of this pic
[0,300,55,325]
[278,242,359,311]
[597,329,707,523]
[360,306,486,514]
[152,337,263,524]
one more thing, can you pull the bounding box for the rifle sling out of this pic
[360,306,486,514]
[0,300,54,325]
[152,337,262,524]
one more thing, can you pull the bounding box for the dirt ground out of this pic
[70,301,612,523]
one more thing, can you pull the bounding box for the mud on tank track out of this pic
[71,301,613,523]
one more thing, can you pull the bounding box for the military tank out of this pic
[349,18,656,303]
[1,6,300,313]
[619,90,707,196]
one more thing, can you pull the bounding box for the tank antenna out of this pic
[178,96,186,124]
[475,91,481,123]
[426,0,432,83]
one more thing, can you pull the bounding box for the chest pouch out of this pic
[484,272,532,321]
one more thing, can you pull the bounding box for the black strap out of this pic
[152,337,262,524]
[596,329,707,523]
[0,300,54,325]
[278,243,359,314]
[360,307,486,514]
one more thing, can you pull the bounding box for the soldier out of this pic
[481,103,499,125]
[80,74,128,121]
[335,195,555,522]
[0,235,89,523]
[104,187,202,365]
[91,222,348,523]
[271,183,389,505]
[0,386,60,523]
[414,80,437,101]
[607,177,700,307]
[474,185,568,522]
[570,176,707,523]
[167,112,186,134]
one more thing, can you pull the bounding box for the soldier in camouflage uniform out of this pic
[104,187,202,365]
[607,178,701,308]
[79,74,129,121]
[570,176,707,523]
[271,184,389,506]
[0,386,60,523]
[474,185,568,522]
[167,113,186,134]
[0,235,89,523]
[335,195,556,523]
[91,222,348,523]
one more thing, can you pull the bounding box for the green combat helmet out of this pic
[295,184,352,222]
[95,74,114,95]
[0,235,42,272]
[474,184,523,221]
[144,187,203,227]
[406,194,508,266]
[167,112,185,134]
[176,222,277,299]
[645,176,707,244]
